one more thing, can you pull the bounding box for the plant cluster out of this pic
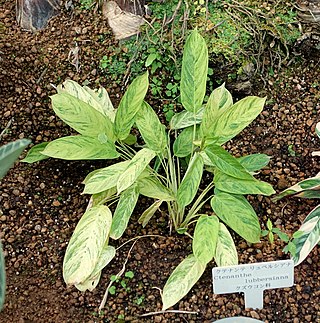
[274,122,320,266]
[23,30,275,309]
[0,138,31,311]
[98,1,301,121]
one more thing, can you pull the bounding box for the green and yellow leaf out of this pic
[238,154,271,173]
[63,205,112,285]
[91,187,118,206]
[173,126,200,157]
[114,72,149,140]
[0,139,31,177]
[51,92,115,140]
[200,83,233,138]
[110,184,139,239]
[42,135,119,160]
[75,245,115,291]
[57,80,115,121]
[169,107,204,130]
[137,176,175,201]
[136,102,167,153]
[205,144,252,180]
[215,223,238,267]
[211,192,261,243]
[192,215,219,264]
[177,152,204,207]
[214,169,275,196]
[83,161,130,194]
[180,30,208,113]
[291,205,320,266]
[275,174,320,200]
[138,200,163,227]
[117,148,156,194]
[162,254,206,310]
[206,96,266,145]
[21,142,49,163]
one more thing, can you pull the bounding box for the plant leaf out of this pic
[51,92,115,140]
[0,139,31,178]
[138,200,163,227]
[180,30,208,113]
[0,241,5,311]
[83,161,130,194]
[192,215,219,264]
[169,107,204,130]
[162,254,206,310]
[211,192,261,243]
[21,142,49,163]
[114,72,149,141]
[275,174,320,201]
[137,176,175,201]
[136,102,167,153]
[200,83,233,138]
[205,144,252,180]
[173,126,200,157]
[117,148,156,194]
[215,223,238,266]
[110,184,139,239]
[291,205,320,266]
[214,169,275,196]
[177,152,204,207]
[91,187,118,206]
[206,96,266,145]
[63,205,112,285]
[57,80,115,121]
[315,122,320,139]
[238,154,271,172]
[42,135,119,160]
[75,245,115,291]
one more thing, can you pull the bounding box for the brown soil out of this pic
[0,1,319,322]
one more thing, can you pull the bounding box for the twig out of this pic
[99,234,166,312]
[0,118,13,140]
[139,309,199,317]
[36,68,48,84]
[165,0,182,25]
[99,240,137,312]
[116,234,165,251]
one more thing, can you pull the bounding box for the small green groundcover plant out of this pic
[274,122,320,266]
[0,138,31,311]
[23,30,275,309]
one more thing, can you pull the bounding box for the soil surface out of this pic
[0,1,319,322]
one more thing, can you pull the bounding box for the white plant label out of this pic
[212,259,294,309]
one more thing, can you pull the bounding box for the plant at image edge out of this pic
[0,138,31,311]
[274,122,320,266]
[23,30,275,310]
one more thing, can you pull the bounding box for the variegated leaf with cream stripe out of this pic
[63,205,112,286]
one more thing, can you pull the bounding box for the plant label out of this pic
[212,259,294,309]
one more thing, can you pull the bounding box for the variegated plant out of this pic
[274,122,320,266]
[0,138,31,311]
[22,30,274,310]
